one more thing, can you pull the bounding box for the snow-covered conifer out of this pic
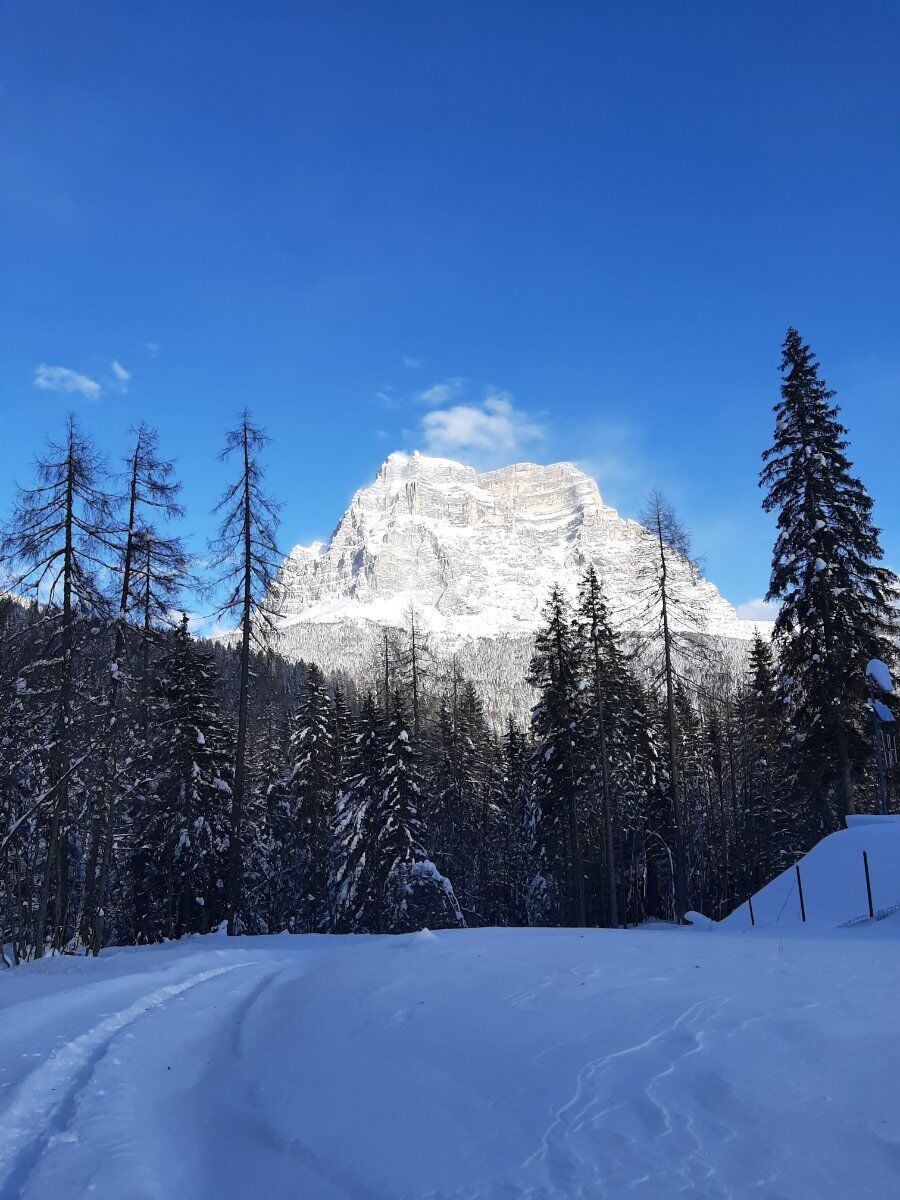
[761,329,898,825]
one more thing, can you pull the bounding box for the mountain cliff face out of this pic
[263,452,766,718]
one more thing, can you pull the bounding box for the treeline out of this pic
[0,328,896,961]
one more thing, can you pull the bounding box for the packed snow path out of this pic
[1,926,897,1199]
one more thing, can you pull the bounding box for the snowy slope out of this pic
[722,815,900,929]
[1,924,898,1199]
[259,453,770,716]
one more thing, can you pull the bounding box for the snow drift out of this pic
[722,815,900,929]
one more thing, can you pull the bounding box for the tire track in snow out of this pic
[0,961,254,1196]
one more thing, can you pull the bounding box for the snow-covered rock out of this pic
[260,452,771,717]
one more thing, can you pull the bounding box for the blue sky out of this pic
[2,1,899,624]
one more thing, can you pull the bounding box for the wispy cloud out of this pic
[146,341,160,357]
[402,355,421,369]
[34,363,101,402]
[418,378,464,408]
[419,387,544,465]
[735,597,779,622]
[111,359,131,384]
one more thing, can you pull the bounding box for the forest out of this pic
[1,328,896,963]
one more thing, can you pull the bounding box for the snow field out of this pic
[1,922,898,1199]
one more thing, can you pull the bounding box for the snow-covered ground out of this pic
[1,921,898,1199]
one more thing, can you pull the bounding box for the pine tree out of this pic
[209,410,281,934]
[761,329,898,826]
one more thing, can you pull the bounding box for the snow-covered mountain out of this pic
[263,452,768,717]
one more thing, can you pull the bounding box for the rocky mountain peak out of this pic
[264,452,767,719]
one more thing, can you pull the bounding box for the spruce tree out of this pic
[377,691,463,933]
[738,633,793,893]
[284,663,334,931]
[494,717,532,926]
[330,692,383,933]
[136,616,233,940]
[527,588,587,927]
[761,329,897,825]
[0,601,50,962]
[576,565,632,926]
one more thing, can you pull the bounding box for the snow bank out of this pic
[722,816,900,929]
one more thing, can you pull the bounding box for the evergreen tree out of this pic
[492,717,532,926]
[738,633,793,890]
[137,616,233,940]
[761,329,898,826]
[330,686,357,796]
[377,691,463,933]
[284,663,334,932]
[330,693,383,933]
[576,565,632,926]
[527,589,587,927]
[0,601,50,962]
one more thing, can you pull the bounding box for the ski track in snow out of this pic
[0,960,256,1196]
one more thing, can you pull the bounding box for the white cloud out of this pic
[111,359,131,383]
[146,341,160,357]
[402,355,421,369]
[419,388,544,463]
[34,363,101,402]
[418,378,464,407]
[735,597,780,622]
